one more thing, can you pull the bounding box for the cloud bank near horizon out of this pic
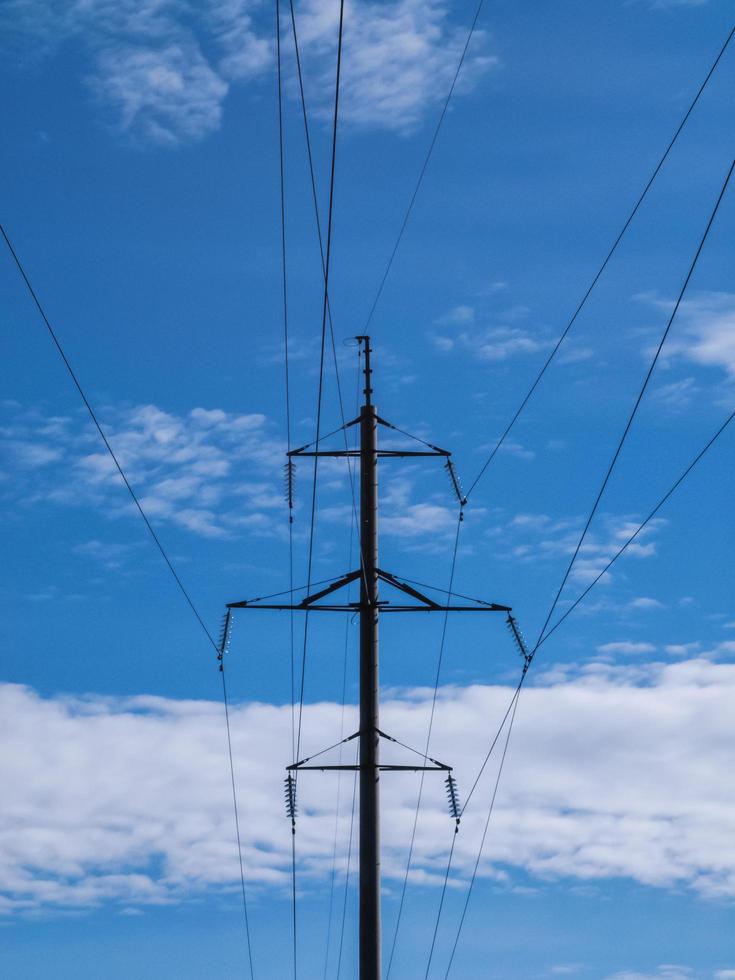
[2,653,735,916]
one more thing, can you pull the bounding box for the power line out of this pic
[539,405,735,649]
[336,741,360,979]
[423,826,458,980]
[422,62,735,972]
[385,509,464,977]
[464,21,735,501]
[441,691,521,979]
[274,1,298,974]
[432,151,735,971]
[361,0,490,334]
[0,222,219,654]
[458,675,525,817]
[335,356,363,980]
[322,353,362,978]
[286,0,364,573]
[220,655,257,979]
[289,4,346,975]
[534,153,735,649]
[432,404,735,975]
[0,221,257,972]
[294,0,347,766]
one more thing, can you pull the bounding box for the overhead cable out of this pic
[0,221,257,974]
[275,2,299,973]
[361,0,490,333]
[322,354,361,978]
[386,510,465,977]
[464,21,735,501]
[539,404,735,648]
[535,154,735,649]
[294,0,347,767]
[434,399,735,976]
[441,692,521,978]
[287,0,362,541]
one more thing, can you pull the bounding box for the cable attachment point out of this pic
[218,609,233,671]
[445,459,468,509]
[445,773,461,830]
[284,774,297,831]
[284,460,296,521]
[507,614,532,673]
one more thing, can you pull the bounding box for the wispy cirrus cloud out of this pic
[1,402,465,549]
[3,0,496,144]
[603,968,696,980]
[432,302,552,362]
[505,511,667,585]
[290,0,497,132]
[596,641,657,656]
[0,402,284,538]
[641,292,735,395]
[3,654,735,915]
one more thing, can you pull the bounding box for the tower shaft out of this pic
[358,339,381,980]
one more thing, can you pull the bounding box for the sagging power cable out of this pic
[0,221,257,975]
[432,394,735,977]
[287,0,363,557]
[294,0,346,769]
[289,5,346,977]
[275,2,298,972]
[386,510,465,977]
[535,153,735,649]
[361,0,490,333]
[464,21,735,501]
[420,152,734,966]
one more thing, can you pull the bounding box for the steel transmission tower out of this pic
[227,337,511,979]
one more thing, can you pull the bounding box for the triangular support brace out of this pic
[287,728,453,773]
[227,567,510,613]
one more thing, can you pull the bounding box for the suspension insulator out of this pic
[218,609,233,670]
[445,773,461,826]
[284,774,297,828]
[506,614,532,670]
[284,461,296,519]
[445,459,467,508]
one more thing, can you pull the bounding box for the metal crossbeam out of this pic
[227,564,510,613]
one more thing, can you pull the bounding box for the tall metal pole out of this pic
[358,336,381,979]
[227,337,512,976]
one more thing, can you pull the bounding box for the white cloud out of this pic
[646,0,709,8]
[597,641,656,656]
[433,299,553,364]
[0,402,283,539]
[506,512,666,586]
[323,474,463,548]
[437,304,475,327]
[646,292,735,387]
[653,377,699,411]
[207,0,271,82]
[629,596,665,610]
[291,0,497,132]
[475,326,546,361]
[3,655,735,914]
[4,0,496,143]
[91,42,229,145]
[604,968,695,980]
[664,642,701,657]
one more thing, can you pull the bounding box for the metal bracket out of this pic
[227,566,510,613]
[287,728,452,773]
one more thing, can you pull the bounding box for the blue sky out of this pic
[1,0,735,977]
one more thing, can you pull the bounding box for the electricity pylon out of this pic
[227,337,511,979]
